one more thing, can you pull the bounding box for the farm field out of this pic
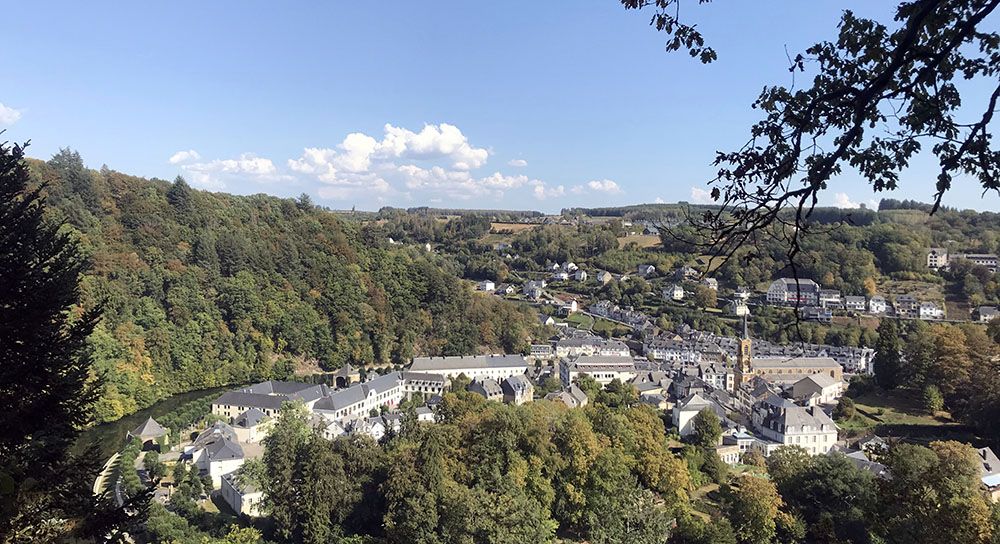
[490,222,539,233]
[618,234,661,248]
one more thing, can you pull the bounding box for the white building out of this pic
[868,296,887,314]
[477,280,496,292]
[212,381,329,421]
[637,264,656,277]
[560,355,638,387]
[409,354,529,381]
[672,393,726,436]
[311,371,446,424]
[187,422,246,488]
[221,469,263,518]
[664,284,685,301]
[574,269,588,282]
[791,374,844,406]
[927,248,949,269]
[919,301,944,320]
[596,271,614,284]
[844,296,866,312]
[751,396,838,455]
[766,278,820,306]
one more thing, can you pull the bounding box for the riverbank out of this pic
[74,386,232,461]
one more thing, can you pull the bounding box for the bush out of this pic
[923,384,944,413]
[833,397,856,421]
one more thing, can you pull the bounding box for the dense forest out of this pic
[32,150,542,422]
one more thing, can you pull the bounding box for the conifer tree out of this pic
[0,140,101,540]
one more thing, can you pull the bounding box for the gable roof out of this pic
[204,436,245,462]
[233,407,266,428]
[129,417,167,439]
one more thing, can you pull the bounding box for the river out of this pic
[73,386,231,460]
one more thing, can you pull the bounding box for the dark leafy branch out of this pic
[623,0,1000,277]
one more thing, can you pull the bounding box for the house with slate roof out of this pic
[187,422,246,487]
[232,407,270,443]
[543,384,589,408]
[750,395,838,455]
[468,378,504,402]
[501,375,534,405]
[128,417,168,450]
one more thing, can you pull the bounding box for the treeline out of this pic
[33,150,542,422]
[377,206,543,219]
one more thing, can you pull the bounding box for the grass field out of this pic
[592,316,629,336]
[490,222,539,233]
[838,388,952,434]
[618,234,661,249]
[564,313,594,330]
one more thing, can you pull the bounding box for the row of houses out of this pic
[766,278,946,320]
[588,300,654,330]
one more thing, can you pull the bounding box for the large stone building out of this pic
[751,396,838,455]
[766,278,820,306]
[559,355,638,387]
[409,354,528,381]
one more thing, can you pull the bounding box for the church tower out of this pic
[734,314,753,390]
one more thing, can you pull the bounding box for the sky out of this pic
[2,1,998,213]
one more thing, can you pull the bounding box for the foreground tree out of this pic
[879,441,994,544]
[0,141,113,541]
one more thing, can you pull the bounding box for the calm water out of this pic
[74,386,231,460]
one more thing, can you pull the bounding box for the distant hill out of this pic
[31,150,541,422]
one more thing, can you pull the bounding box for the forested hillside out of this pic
[32,150,540,422]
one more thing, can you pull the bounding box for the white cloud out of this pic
[690,186,713,204]
[508,158,528,167]
[834,192,861,209]
[0,102,22,126]
[531,180,565,200]
[654,197,665,204]
[568,178,624,196]
[585,179,623,194]
[168,149,201,164]
[180,153,282,190]
[378,123,488,170]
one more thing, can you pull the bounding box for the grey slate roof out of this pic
[410,354,528,372]
[204,436,244,462]
[233,407,266,428]
[214,391,287,411]
[469,378,503,398]
[129,417,167,439]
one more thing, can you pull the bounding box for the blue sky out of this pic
[3,1,997,212]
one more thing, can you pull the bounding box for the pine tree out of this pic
[0,141,101,540]
[873,318,902,389]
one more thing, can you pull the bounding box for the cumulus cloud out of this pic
[0,102,22,126]
[286,122,498,200]
[180,153,282,190]
[568,179,624,195]
[585,179,622,194]
[834,192,862,209]
[508,158,528,167]
[531,181,565,200]
[654,197,665,204]
[168,149,201,164]
[690,186,713,204]
[378,123,488,169]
